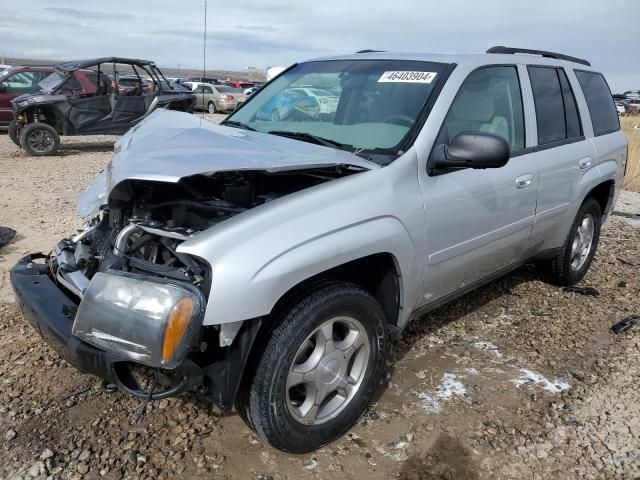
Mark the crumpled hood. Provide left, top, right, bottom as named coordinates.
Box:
left=77, top=109, right=379, bottom=217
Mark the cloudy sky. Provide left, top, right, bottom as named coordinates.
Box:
left=0, top=0, right=638, bottom=91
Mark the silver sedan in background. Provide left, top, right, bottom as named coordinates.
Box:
left=192, top=84, right=247, bottom=113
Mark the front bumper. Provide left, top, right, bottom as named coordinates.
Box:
left=10, top=254, right=203, bottom=398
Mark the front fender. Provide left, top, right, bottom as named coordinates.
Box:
left=182, top=215, right=415, bottom=326
left=176, top=155, right=423, bottom=326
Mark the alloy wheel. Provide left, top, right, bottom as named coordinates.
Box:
left=26, top=129, right=55, bottom=154
left=570, top=213, right=595, bottom=271
left=286, top=316, right=370, bottom=425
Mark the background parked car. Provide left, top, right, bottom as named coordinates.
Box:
left=225, top=80, right=255, bottom=90
left=185, top=76, right=220, bottom=85
left=193, top=84, right=246, bottom=113
left=256, top=89, right=321, bottom=121
left=243, top=86, right=261, bottom=96
left=116, top=75, right=145, bottom=94
left=286, top=87, right=339, bottom=117
left=0, top=66, right=54, bottom=128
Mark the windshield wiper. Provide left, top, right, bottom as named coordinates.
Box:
left=267, top=130, right=346, bottom=149
left=223, top=120, right=256, bottom=131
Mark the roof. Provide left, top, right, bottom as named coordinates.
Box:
left=307, top=50, right=596, bottom=70
left=55, top=57, right=156, bottom=72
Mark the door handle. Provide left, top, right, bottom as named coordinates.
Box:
left=515, top=174, right=533, bottom=189
left=579, top=157, right=592, bottom=169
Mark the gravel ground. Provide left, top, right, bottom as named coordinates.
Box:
left=0, top=120, right=639, bottom=479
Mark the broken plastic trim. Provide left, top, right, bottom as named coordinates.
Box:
left=611, top=315, right=640, bottom=334
left=563, top=285, right=600, bottom=297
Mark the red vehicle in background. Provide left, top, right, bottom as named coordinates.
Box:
left=0, top=66, right=54, bottom=128
left=224, top=80, right=255, bottom=90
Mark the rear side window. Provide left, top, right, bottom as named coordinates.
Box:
left=528, top=66, right=583, bottom=145
left=575, top=71, right=620, bottom=136
left=558, top=70, right=582, bottom=139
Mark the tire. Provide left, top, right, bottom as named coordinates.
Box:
left=536, top=198, right=602, bottom=286
left=208, top=101, right=217, bottom=114
left=235, top=282, right=388, bottom=453
left=19, top=123, right=60, bottom=156
left=8, top=120, right=20, bottom=146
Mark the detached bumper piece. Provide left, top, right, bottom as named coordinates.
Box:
left=10, top=254, right=203, bottom=399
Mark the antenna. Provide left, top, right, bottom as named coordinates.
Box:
left=202, top=0, right=207, bottom=118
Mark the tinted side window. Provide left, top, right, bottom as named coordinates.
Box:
left=575, top=71, right=619, bottom=136
left=204, top=86, right=213, bottom=94
left=528, top=67, right=566, bottom=144
left=439, top=66, right=525, bottom=151
left=558, top=70, right=582, bottom=139
left=2, top=72, right=40, bottom=93
left=193, top=86, right=204, bottom=93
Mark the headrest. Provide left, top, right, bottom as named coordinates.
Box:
left=450, top=90, right=495, bottom=123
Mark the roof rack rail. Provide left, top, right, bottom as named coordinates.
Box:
left=356, top=49, right=386, bottom=54
left=486, top=46, right=591, bottom=67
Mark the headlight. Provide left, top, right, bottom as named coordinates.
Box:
left=72, top=272, right=204, bottom=368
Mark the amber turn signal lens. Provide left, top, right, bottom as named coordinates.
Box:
left=162, top=297, right=194, bottom=363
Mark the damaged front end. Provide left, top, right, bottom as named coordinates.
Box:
left=11, top=109, right=376, bottom=409
left=13, top=166, right=361, bottom=410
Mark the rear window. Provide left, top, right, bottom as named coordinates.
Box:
left=528, top=66, right=583, bottom=145
left=575, top=71, right=620, bottom=136
left=216, top=85, right=237, bottom=92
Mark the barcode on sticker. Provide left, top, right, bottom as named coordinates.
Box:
left=378, top=71, right=437, bottom=83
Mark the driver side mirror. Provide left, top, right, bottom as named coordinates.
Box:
left=432, top=132, right=510, bottom=170
left=0, top=84, right=6, bottom=93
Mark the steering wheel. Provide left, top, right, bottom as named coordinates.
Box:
left=383, top=114, right=414, bottom=127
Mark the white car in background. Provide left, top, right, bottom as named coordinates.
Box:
left=286, top=87, right=339, bottom=116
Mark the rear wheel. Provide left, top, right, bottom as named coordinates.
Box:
left=235, top=282, right=388, bottom=453
left=207, top=101, right=217, bottom=114
left=536, top=198, right=602, bottom=285
left=19, top=123, right=60, bottom=156
left=8, top=120, right=20, bottom=146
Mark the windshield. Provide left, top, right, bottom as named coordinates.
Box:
left=38, top=71, right=67, bottom=92
left=225, top=59, right=448, bottom=157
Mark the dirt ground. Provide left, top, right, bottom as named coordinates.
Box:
left=0, top=119, right=639, bottom=480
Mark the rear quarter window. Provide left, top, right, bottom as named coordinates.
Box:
left=575, top=71, right=620, bottom=136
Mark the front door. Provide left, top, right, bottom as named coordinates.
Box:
left=419, top=65, right=538, bottom=304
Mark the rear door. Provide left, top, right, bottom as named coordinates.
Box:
left=67, top=73, right=112, bottom=132
left=525, top=66, right=597, bottom=250
left=420, top=65, right=539, bottom=302
left=573, top=70, right=627, bottom=201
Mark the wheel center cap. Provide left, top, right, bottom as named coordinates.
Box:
left=319, top=355, right=346, bottom=385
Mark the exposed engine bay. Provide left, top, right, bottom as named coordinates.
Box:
left=50, top=167, right=357, bottom=299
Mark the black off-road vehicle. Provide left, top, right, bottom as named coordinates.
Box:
left=11, top=57, right=195, bottom=156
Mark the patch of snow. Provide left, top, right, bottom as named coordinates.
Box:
left=436, top=373, right=466, bottom=400
left=511, top=368, right=570, bottom=393
left=473, top=341, right=503, bottom=358
left=303, top=458, right=318, bottom=470
left=416, top=392, right=441, bottom=413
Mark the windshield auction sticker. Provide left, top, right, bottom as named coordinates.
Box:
left=378, top=71, right=437, bottom=83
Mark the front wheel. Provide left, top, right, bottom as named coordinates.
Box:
left=19, top=123, right=60, bottom=156
left=8, top=120, right=20, bottom=146
left=235, top=282, right=388, bottom=453
left=207, top=101, right=217, bottom=114
left=536, top=198, right=602, bottom=285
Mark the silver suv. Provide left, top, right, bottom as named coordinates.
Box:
left=11, top=46, right=627, bottom=453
